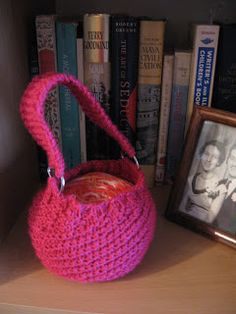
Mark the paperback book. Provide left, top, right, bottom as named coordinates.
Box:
left=155, top=53, right=174, bottom=184
left=166, top=50, right=192, bottom=181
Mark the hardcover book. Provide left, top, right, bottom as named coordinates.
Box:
left=110, top=15, right=139, bottom=158
left=185, top=24, right=219, bottom=132
left=56, top=20, right=81, bottom=169
left=166, top=50, right=192, bottom=181
left=29, top=21, right=49, bottom=181
left=135, top=19, right=165, bottom=187
left=28, top=23, right=39, bottom=78
left=155, top=53, right=174, bottom=184
left=83, top=13, right=110, bottom=160
left=212, top=24, right=236, bottom=113
left=35, top=15, right=62, bottom=147
left=77, top=21, right=87, bottom=163
left=35, top=15, right=62, bottom=180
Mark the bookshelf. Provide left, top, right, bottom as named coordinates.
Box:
left=1, top=0, right=236, bottom=313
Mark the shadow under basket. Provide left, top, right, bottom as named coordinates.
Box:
left=20, top=72, right=157, bottom=283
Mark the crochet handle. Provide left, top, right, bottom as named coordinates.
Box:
left=20, top=72, right=136, bottom=178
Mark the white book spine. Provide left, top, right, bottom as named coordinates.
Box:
left=155, top=54, right=174, bottom=184
left=185, top=24, right=220, bottom=132
left=166, top=51, right=192, bottom=180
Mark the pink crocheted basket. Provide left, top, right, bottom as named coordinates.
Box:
left=20, top=72, right=157, bottom=282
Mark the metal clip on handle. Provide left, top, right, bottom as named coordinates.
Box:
left=121, top=154, right=140, bottom=169
left=47, top=167, right=65, bottom=193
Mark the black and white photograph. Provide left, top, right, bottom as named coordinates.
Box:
left=166, top=107, right=236, bottom=247
left=179, top=120, right=236, bottom=233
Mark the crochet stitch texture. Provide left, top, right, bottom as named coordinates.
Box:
left=20, top=72, right=157, bottom=282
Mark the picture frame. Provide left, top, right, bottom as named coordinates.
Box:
left=166, top=106, right=236, bottom=248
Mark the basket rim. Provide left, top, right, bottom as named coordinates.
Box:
left=47, top=157, right=147, bottom=208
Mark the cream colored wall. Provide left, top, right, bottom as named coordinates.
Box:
left=0, top=0, right=38, bottom=242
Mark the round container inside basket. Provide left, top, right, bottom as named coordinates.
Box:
left=64, top=171, right=133, bottom=204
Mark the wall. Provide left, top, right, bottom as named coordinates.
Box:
left=0, top=0, right=39, bottom=242
left=56, top=0, right=236, bottom=48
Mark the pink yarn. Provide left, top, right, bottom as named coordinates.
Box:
left=20, top=73, right=157, bottom=282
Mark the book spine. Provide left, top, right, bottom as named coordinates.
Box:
left=56, top=21, right=81, bottom=169
left=110, top=15, right=139, bottom=157
left=35, top=15, right=62, bottom=148
left=212, top=24, right=236, bottom=113
left=155, top=54, right=174, bottom=184
left=83, top=13, right=110, bottom=160
left=77, top=21, right=87, bottom=163
left=29, top=21, right=48, bottom=181
left=28, top=22, right=39, bottom=79
left=186, top=24, right=219, bottom=131
left=166, top=51, right=192, bottom=181
left=135, top=19, right=165, bottom=187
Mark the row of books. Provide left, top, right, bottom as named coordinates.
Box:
left=156, top=23, right=236, bottom=185
left=31, top=13, right=165, bottom=186
left=30, top=13, right=236, bottom=187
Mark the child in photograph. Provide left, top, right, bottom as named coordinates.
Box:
left=179, top=140, right=226, bottom=223
left=213, top=144, right=236, bottom=234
